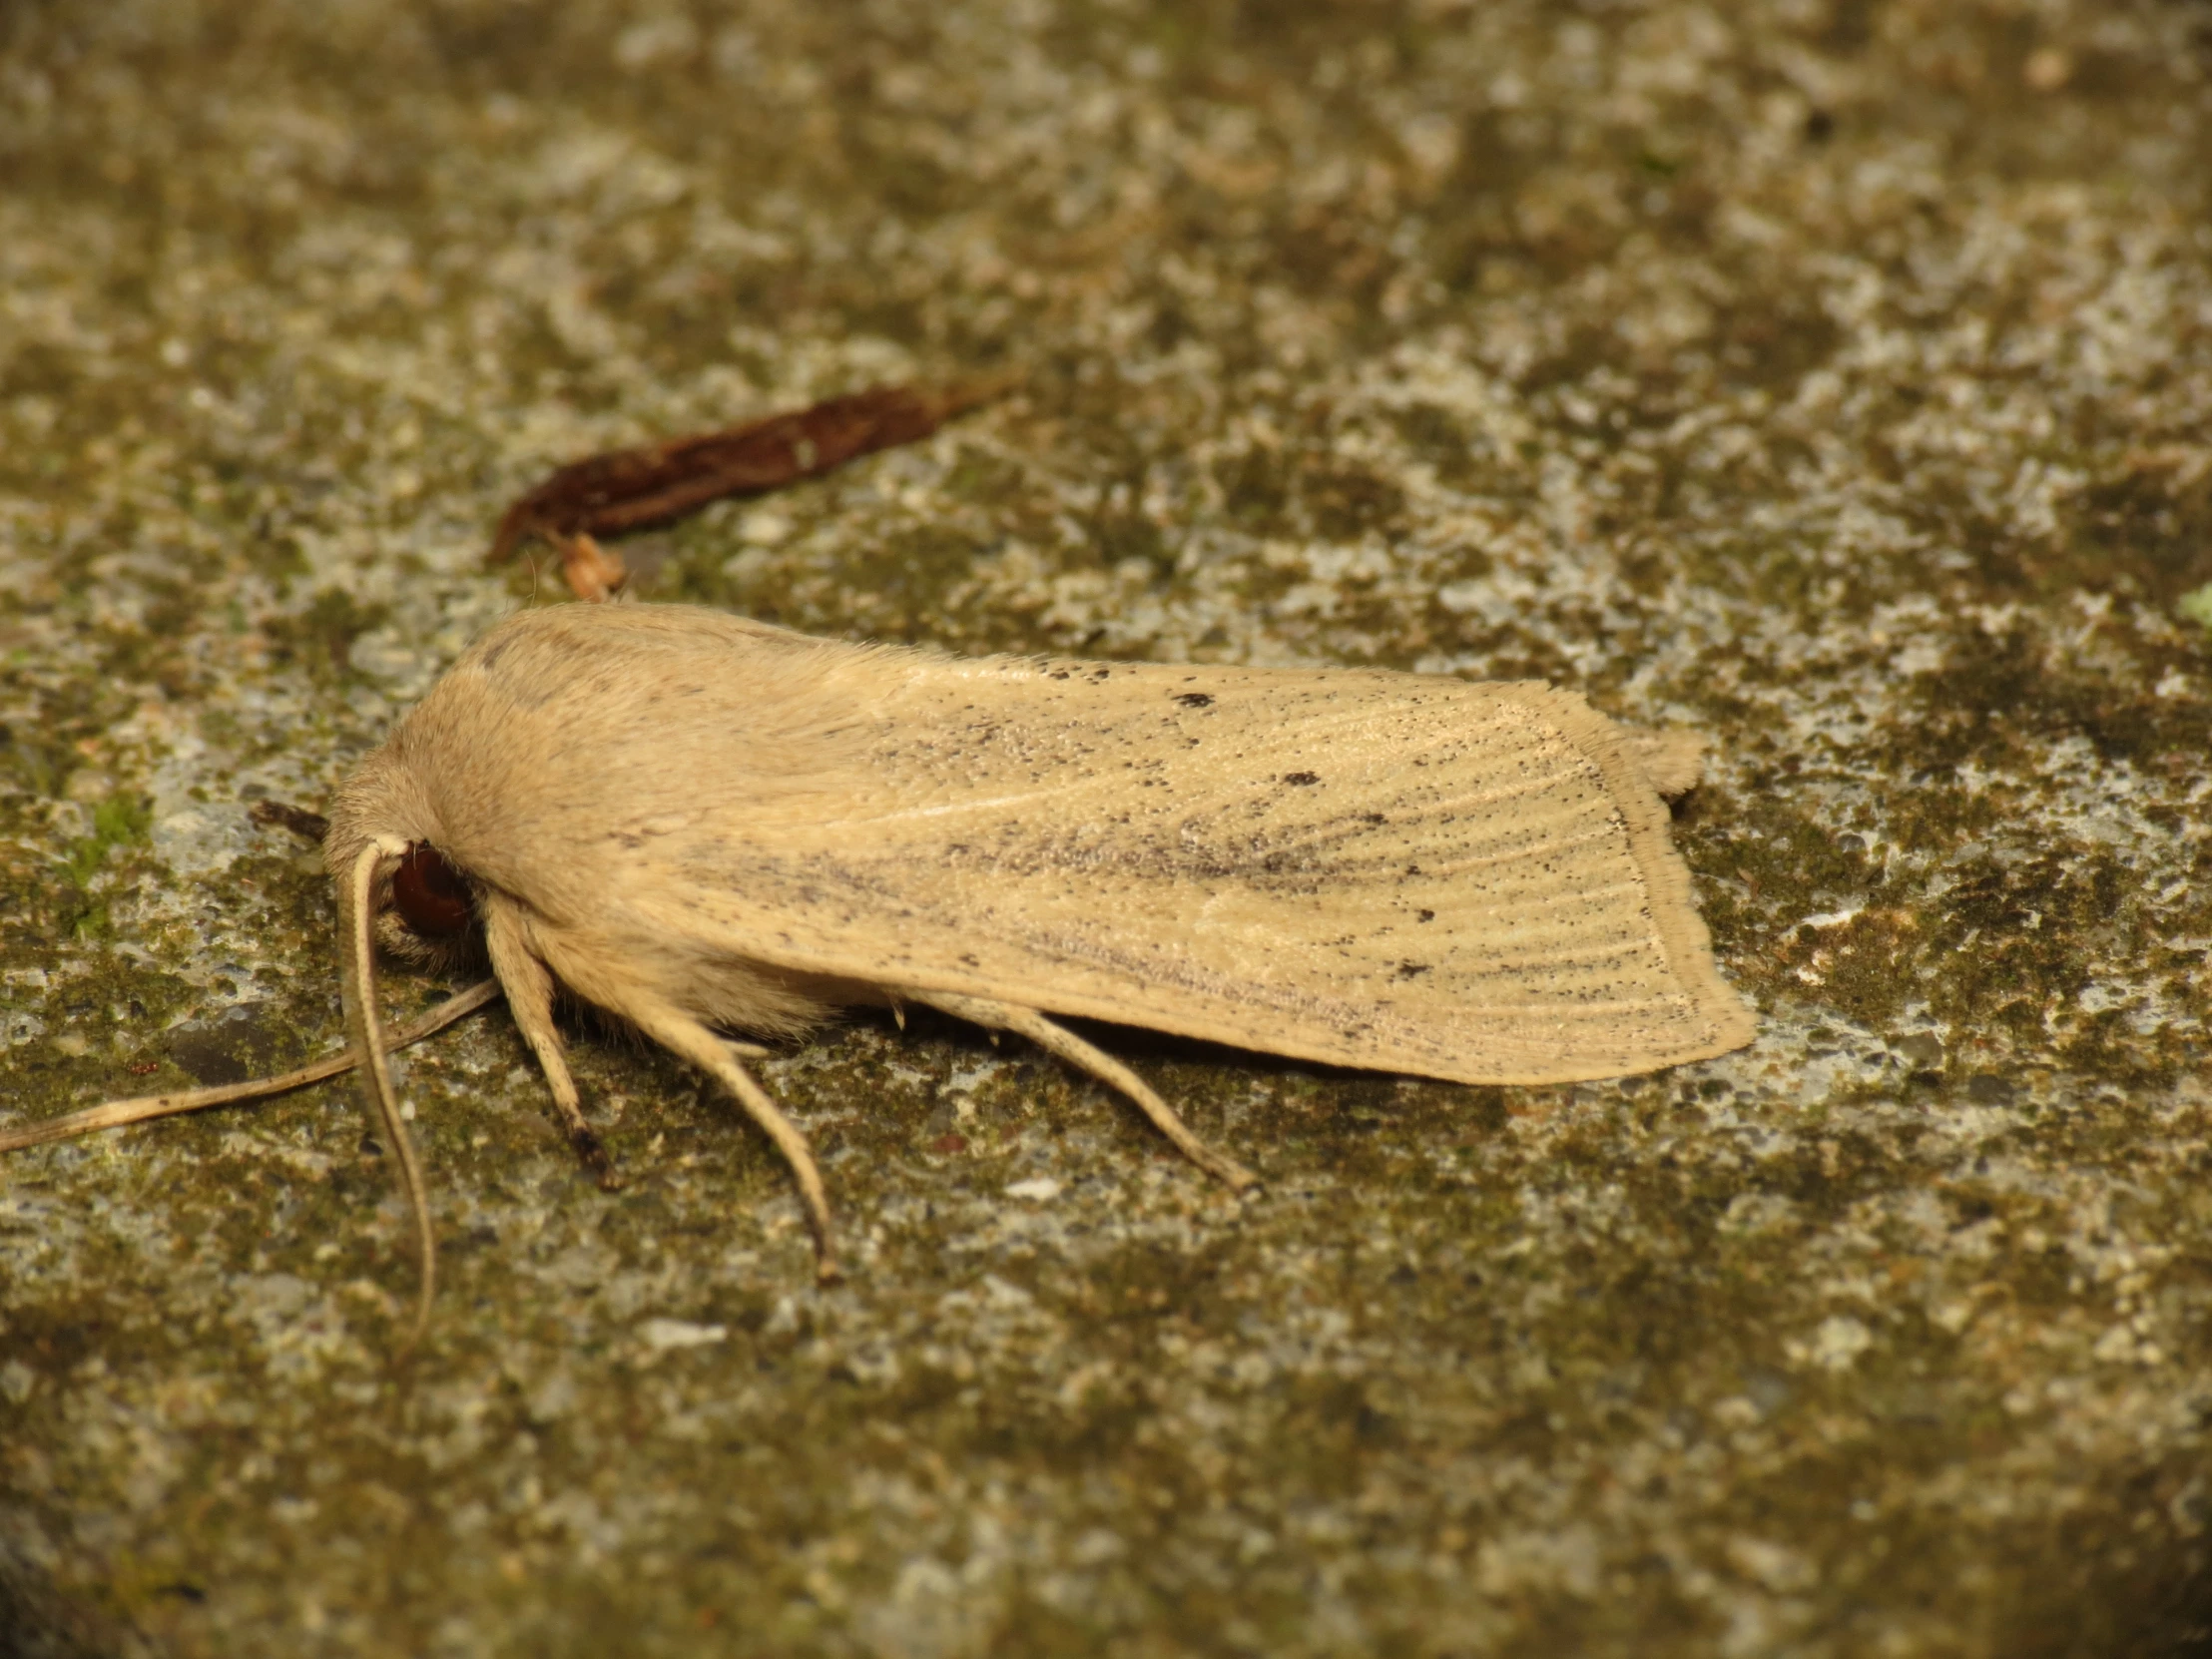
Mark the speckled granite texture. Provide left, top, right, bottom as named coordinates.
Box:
left=2, top=2, right=2210, bottom=1655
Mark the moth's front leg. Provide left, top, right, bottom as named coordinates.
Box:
left=482, top=902, right=621, bottom=1190
left=908, top=990, right=1263, bottom=1195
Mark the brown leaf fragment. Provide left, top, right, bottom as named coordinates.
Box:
left=557, top=532, right=629, bottom=604
left=490, top=377, right=1016, bottom=565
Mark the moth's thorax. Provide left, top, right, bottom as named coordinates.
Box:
left=321, top=605, right=882, bottom=943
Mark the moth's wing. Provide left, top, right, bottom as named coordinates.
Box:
left=644, top=654, right=1754, bottom=1085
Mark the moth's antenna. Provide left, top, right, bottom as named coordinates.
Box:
left=338, top=839, right=438, bottom=1348
left=0, top=979, right=498, bottom=1153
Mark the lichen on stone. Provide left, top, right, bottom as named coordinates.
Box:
left=2, top=1, right=2210, bottom=1655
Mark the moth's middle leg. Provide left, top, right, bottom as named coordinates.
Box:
left=611, top=995, right=843, bottom=1285
left=909, top=991, right=1262, bottom=1195
left=508, top=918, right=840, bottom=1282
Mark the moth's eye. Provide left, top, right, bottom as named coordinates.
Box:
left=392, top=843, right=473, bottom=936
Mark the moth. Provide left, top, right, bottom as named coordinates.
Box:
left=6, top=602, right=1754, bottom=1336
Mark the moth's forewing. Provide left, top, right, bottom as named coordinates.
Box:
left=654, top=658, right=1750, bottom=1083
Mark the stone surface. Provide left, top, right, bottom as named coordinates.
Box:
left=2, top=1, right=2210, bottom=1655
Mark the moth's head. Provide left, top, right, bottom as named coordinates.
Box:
left=324, top=750, right=485, bottom=971
left=372, top=841, right=483, bottom=968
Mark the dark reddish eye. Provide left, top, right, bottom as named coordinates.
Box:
left=392, top=843, right=473, bottom=936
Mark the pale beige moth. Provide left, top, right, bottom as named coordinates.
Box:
left=6, top=602, right=1754, bottom=1334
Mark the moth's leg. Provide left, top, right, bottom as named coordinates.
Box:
left=622, top=999, right=842, bottom=1285
left=0, top=978, right=498, bottom=1154
left=482, top=905, right=620, bottom=1190
left=911, top=991, right=1262, bottom=1194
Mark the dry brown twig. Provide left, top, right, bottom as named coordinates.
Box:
left=491, top=377, right=1018, bottom=601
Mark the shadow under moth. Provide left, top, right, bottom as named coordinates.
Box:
left=2, top=392, right=1755, bottom=1342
